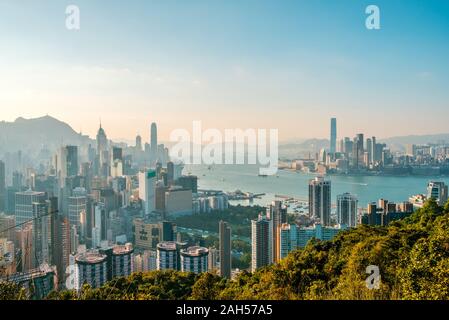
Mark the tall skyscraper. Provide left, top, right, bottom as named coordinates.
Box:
left=0, top=160, right=5, bottom=212
left=167, top=161, right=174, bottom=185
left=330, top=118, right=337, bottom=154
left=427, top=181, right=448, bottom=206
left=337, top=193, right=358, bottom=227
left=32, top=201, right=50, bottom=267
left=219, top=220, right=231, bottom=279
left=308, top=177, right=331, bottom=226
left=251, top=214, right=273, bottom=272
left=139, top=170, right=156, bottom=214
left=15, top=190, right=47, bottom=225
left=150, top=122, right=158, bottom=161
left=267, top=200, right=287, bottom=263
left=68, top=187, right=87, bottom=235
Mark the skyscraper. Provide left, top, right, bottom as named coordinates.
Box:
left=427, top=181, right=448, bottom=206
left=308, top=177, right=331, bottom=226
left=139, top=170, right=156, bottom=214
left=337, top=193, right=358, bottom=227
left=32, top=201, right=50, bottom=267
left=267, top=200, right=287, bottom=263
left=150, top=122, right=158, bottom=161
left=219, top=220, right=231, bottom=279
left=251, top=214, right=273, bottom=272
left=15, top=190, right=47, bottom=225
left=330, top=118, right=337, bottom=154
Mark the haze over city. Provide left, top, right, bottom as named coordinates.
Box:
left=1, top=0, right=449, bottom=142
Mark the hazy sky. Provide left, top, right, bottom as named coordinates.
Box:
left=0, top=0, right=448, bottom=142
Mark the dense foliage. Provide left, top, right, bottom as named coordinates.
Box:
left=174, top=205, right=264, bottom=238
left=3, top=198, right=449, bottom=300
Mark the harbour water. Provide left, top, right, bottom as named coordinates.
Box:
left=185, top=164, right=449, bottom=207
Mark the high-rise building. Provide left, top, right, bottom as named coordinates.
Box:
left=176, top=175, right=198, bottom=193
left=219, top=220, right=231, bottom=279
left=133, top=218, right=162, bottom=250
left=156, top=241, right=188, bottom=271
left=15, top=190, right=47, bottom=225
left=139, top=170, right=156, bottom=214
left=32, top=201, right=50, bottom=267
left=427, top=181, right=448, bottom=206
left=150, top=122, right=158, bottom=161
left=68, top=187, right=87, bottom=234
left=74, top=251, right=108, bottom=290
left=266, top=200, right=287, bottom=263
left=308, top=177, right=331, bottom=226
left=280, top=223, right=298, bottom=259
left=180, top=246, right=209, bottom=274
left=337, top=193, right=358, bottom=227
left=167, top=162, right=174, bottom=185
left=0, top=160, right=5, bottom=212
left=111, top=243, right=134, bottom=277
left=330, top=118, right=337, bottom=154
left=251, top=214, right=273, bottom=272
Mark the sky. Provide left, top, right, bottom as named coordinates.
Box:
left=0, top=0, right=448, bottom=143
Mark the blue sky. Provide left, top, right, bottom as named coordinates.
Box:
left=0, top=0, right=448, bottom=142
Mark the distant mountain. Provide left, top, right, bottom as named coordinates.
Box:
left=0, top=115, right=92, bottom=155
left=379, top=134, right=449, bottom=150
left=279, top=139, right=329, bottom=159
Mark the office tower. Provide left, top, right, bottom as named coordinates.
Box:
left=135, top=135, right=142, bottom=152
left=93, top=203, right=107, bottom=245
left=16, top=222, right=33, bottom=272
left=112, top=147, right=123, bottom=162
left=111, top=243, right=134, bottom=277
left=70, top=225, right=79, bottom=254
left=167, top=162, right=174, bottom=185
left=57, top=146, right=78, bottom=183
left=330, top=118, right=337, bottom=154
left=371, top=136, right=377, bottom=163
left=280, top=223, right=298, bottom=260
left=296, top=224, right=346, bottom=248
left=0, top=213, right=15, bottom=242
left=164, top=187, right=193, bottom=217
left=343, top=138, right=353, bottom=157
left=155, top=182, right=167, bottom=213
left=366, top=138, right=372, bottom=165
left=74, top=251, right=108, bottom=290
left=32, top=201, right=50, bottom=267
left=427, top=181, right=449, bottom=206
left=337, top=193, right=358, bottom=227
left=267, top=200, right=287, bottom=263
left=133, top=218, right=162, bottom=250
left=151, top=122, right=158, bottom=161
left=208, top=247, right=219, bottom=272
left=68, top=187, right=87, bottom=234
left=251, top=214, right=273, bottom=272
left=308, top=177, right=331, bottom=226
left=219, top=220, right=231, bottom=279
left=96, top=123, right=109, bottom=177
left=15, top=190, right=47, bottom=225
left=12, top=171, right=23, bottom=190
left=51, top=213, right=71, bottom=285
left=139, top=170, right=156, bottom=214
left=177, top=175, right=198, bottom=193
left=156, top=241, right=178, bottom=271
left=0, top=160, right=5, bottom=211
left=180, top=246, right=209, bottom=274
left=161, top=221, right=176, bottom=242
